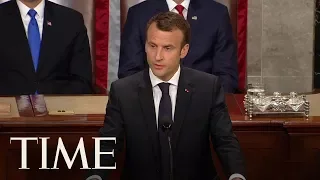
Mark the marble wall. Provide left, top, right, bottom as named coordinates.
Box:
left=247, top=0, right=315, bottom=93
left=315, top=0, right=320, bottom=88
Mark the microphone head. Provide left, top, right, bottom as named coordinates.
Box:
left=161, top=116, right=172, bottom=132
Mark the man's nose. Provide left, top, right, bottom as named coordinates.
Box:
left=155, top=48, right=163, bottom=61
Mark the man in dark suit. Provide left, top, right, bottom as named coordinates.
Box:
left=118, top=0, right=238, bottom=93
left=86, top=12, right=245, bottom=180
left=0, top=0, right=93, bottom=95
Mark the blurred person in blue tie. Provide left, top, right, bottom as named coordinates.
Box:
left=118, top=0, right=238, bottom=93
left=0, top=0, right=93, bottom=95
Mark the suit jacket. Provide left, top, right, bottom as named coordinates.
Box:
left=118, top=0, right=238, bottom=93
left=88, top=67, right=245, bottom=180
left=0, top=0, right=93, bottom=95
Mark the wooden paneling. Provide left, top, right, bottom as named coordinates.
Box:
left=0, top=94, right=320, bottom=180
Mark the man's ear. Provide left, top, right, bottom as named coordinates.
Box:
left=180, top=43, right=189, bottom=59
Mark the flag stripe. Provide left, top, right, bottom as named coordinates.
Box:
left=95, top=0, right=110, bottom=91
left=237, top=0, right=248, bottom=91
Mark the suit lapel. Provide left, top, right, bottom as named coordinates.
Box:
left=172, top=67, right=194, bottom=154
left=155, top=0, right=169, bottom=12
left=138, top=70, right=160, bottom=163
left=37, top=0, right=54, bottom=74
left=6, top=0, right=36, bottom=76
left=187, top=1, right=199, bottom=29
left=186, top=0, right=201, bottom=51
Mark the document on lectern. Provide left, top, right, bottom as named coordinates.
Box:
left=0, top=97, right=20, bottom=117
left=44, top=96, right=109, bottom=115
left=0, top=102, right=10, bottom=116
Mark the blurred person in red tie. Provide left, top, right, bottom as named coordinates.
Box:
left=118, top=0, right=238, bottom=93
left=0, top=0, right=93, bottom=95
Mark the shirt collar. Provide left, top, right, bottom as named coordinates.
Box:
left=149, top=66, right=181, bottom=88
left=17, top=0, right=45, bottom=19
left=166, top=0, right=190, bottom=11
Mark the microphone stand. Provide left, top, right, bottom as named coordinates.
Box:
left=167, top=133, right=173, bottom=180
left=163, top=124, right=173, bottom=180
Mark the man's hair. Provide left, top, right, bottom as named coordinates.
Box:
left=146, top=12, right=191, bottom=46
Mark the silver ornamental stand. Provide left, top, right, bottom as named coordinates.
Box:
left=244, top=90, right=310, bottom=120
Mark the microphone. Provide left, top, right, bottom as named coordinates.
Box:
left=161, top=117, right=172, bottom=135
left=85, top=175, right=102, bottom=180
left=161, top=117, right=173, bottom=180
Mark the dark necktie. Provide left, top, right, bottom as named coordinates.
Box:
left=175, top=5, right=184, bottom=17
left=158, top=82, right=174, bottom=180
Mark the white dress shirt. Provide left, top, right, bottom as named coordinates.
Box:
left=166, top=0, right=190, bottom=19
left=149, top=66, right=180, bottom=129
left=16, top=0, right=45, bottom=39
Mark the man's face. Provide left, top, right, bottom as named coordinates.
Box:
left=145, top=23, right=189, bottom=81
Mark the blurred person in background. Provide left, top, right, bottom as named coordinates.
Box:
left=0, top=0, right=93, bottom=95
left=118, top=0, right=238, bottom=93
